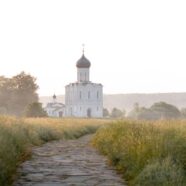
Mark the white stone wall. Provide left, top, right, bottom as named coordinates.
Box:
left=77, top=68, right=90, bottom=82
left=65, top=82, right=103, bottom=118
left=45, top=104, right=65, bottom=117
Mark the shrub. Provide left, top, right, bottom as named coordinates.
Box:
left=25, top=102, right=47, bottom=117
left=133, top=157, right=184, bottom=186
left=93, top=120, right=186, bottom=185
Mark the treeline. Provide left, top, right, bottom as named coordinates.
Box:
left=104, top=101, right=186, bottom=120
left=103, top=107, right=125, bottom=118
left=0, top=72, right=46, bottom=117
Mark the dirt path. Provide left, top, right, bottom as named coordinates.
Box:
left=13, top=135, right=125, bottom=186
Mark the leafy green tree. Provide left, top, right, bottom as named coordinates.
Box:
left=122, top=109, right=126, bottom=118
left=25, top=102, right=47, bottom=117
left=128, top=103, right=141, bottom=119
left=128, top=102, right=181, bottom=120
left=137, top=107, right=158, bottom=120
left=111, top=107, right=123, bottom=118
left=103, top=108, right=110, bottom=117
left=0, top=72, right=39, bottom=116
left=11, top=72, right=38, bottom=115
left=150, top=102, right=181, bottom=119
left=133, top=102, right=140, bottom=112
left=181, top=108, right=186, bottom=118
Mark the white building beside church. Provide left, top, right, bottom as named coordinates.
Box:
left=45, top=94, right=65, bottom=117
left=65, top=52, right=103, bottom=118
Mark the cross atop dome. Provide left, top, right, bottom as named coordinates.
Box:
left=82, top=43, right=85, bottom=55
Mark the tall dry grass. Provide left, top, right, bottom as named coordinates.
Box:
left=93, top=120, right=186, bottom=186
left=0, top=116, right=108, bottom=186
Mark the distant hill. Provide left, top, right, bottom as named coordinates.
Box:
left=40, top=93, right=186, bottom=113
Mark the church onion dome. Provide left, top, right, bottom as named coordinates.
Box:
left=76, top=54, right=91, bottom=68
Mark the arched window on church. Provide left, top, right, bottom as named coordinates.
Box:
left=88, top=91, right=90, bottom=99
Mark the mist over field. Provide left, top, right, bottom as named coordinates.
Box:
left=40, top=92, right=186, bottom=112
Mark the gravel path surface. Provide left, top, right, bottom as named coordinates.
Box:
left=13, top=135, right=125, bottom=186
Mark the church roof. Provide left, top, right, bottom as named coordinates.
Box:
left=46, top=102, right=65, bottom=108
left=76, top=54, right=91, bottom=68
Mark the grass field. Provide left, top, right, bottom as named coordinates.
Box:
left=93, top=120, right=186, bottom=186
left=0, top=116, right=108, bottom=186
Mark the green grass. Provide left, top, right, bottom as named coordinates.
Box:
left=92, top=120, right=186, bottom=186
left=0, top=116, right=108, bottom=186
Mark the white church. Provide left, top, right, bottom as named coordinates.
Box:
left=45, top=51, right=103, bottom=118
left=45, top=94, right=65, bottom=117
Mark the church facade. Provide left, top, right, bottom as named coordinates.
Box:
left=65, top=53, right=103, bottom=118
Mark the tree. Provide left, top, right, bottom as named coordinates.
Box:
left=128, top=102, right=141, bottom=119
left=111, top=108, right=123, bottom=118
left=150, top=102, right=181, bottom=119
left=122, top=109, right=126, bottom=118
left=0, top=76, right=11, bottom=106
left=103, top=108, right=110, bottom=117
left=11, top=71, right=39, bottom=115
left=181, top=108, right=186, bottom=118
left=137, top=107, right=158, bottom=120
left=128, top=102, right=181, bottom=120
left=0, top=72, right=39, bottom=116
left=25, top=102, right=47, bottom=117
left=133, top=102, right=140, bottom=112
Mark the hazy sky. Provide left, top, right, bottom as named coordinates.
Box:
left=0, top=0, right=186, bottom=96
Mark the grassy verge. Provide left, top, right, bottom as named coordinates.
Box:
left=92, top=120, right=186, bottom=186
left=0, top=116, right=108, bottom=186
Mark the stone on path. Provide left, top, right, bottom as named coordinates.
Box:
left=13, top=135, right=125, bottom=186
